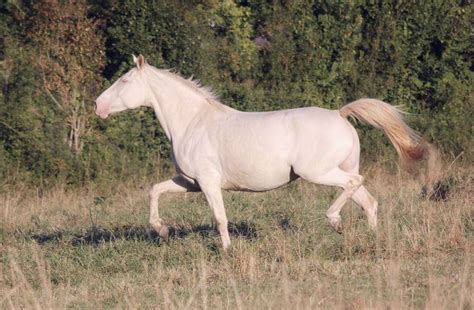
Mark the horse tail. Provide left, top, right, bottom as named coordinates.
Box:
left=339, top=98, right=424, bottom=163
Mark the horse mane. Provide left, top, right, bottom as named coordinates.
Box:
left=147, top=66, right=232, bottom=112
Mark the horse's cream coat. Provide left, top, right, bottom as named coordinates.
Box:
left=95, top=55, right=422, bottom=249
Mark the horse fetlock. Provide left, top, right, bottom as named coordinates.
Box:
left=366, top=201, right=378, bottom=229
left=367, top=215, right=377, bottom=229
left=150, top=219, right=167, bottom=235
left=151, top=221, right=169, bottom=242
left=327, top=215, right=343, bottom=233
left=221, top=234, right=231, bottom=250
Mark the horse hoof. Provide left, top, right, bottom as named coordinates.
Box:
left=159, top=225, right=170, bottom=242
left=328, top=217, right=343, bottom=233
left=334, top=222, right=343, bottom=234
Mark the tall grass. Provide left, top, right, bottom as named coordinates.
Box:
left=1, top=162, right=472, bottom=309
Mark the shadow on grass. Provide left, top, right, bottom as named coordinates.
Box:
left=27, top=221, right=257, bottom=246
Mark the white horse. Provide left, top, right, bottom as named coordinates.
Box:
left=95, top=55, right=422, bottom=249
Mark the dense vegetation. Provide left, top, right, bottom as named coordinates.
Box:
left=1, top=1, right=472, bottom=186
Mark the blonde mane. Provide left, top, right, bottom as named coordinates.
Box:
left=147, top=66, right=232, bottom=112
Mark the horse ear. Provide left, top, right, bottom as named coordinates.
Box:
left=132, top=54, right=138, bottom=64
left=136, top=54, right=145, bottom=69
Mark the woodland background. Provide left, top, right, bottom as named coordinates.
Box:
left=0, top=0, right=472, bottom=187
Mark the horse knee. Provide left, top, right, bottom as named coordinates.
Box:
left=215, top=217, right=228, bottom=229
left=149, top=184, right=163, bottom=200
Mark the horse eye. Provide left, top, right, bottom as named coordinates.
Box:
left=121, top=78, right=129, bottom=83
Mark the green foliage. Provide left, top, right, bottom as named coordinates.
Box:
left=210, top=0, right=258, bottom=80
left=0, top=0, right=472, bottom=186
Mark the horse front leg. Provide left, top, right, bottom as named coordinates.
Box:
left=149, top=176, right=198, bottom=241
left=200, top=185, right=231, bottom=250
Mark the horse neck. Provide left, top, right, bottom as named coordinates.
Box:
left=146, top=69, right=218, bottom=142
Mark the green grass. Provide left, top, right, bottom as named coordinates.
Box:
left=1, top=164, right=472, bottom=309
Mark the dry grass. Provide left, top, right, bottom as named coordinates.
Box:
left=1, top=162, right=472, bottom=309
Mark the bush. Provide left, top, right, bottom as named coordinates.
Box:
left=0, top=1, right=472, bottom=187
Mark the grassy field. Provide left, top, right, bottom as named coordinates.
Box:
left=1, top=162, right=472, bottom=309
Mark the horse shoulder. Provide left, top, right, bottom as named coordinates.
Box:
left=172, top=112, right=226, bottom=179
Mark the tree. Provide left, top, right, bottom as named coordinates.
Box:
left=29, top=0, right=105, bottom=154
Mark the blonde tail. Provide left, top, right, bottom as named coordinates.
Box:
left=340, top=98, right=423, bottom=163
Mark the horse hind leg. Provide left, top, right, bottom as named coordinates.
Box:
left=297, top=167, right=363, bottom=232
left=351, top=186, right=378, bottom=228
left=338, top=149, right=378, bottom=229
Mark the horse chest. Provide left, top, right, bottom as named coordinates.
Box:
left=171, top=150, right=196, bottom=179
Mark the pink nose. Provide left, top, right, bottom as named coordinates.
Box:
left=95, top=97, right=109, bottom=119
